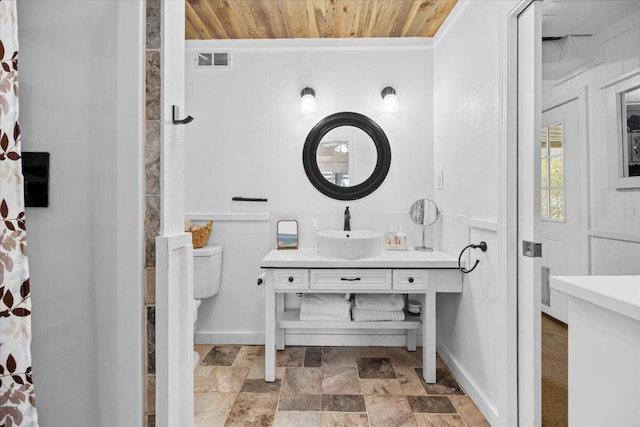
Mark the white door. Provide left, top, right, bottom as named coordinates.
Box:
left=539, top=100, right=583, bottom=323
left=517, top=2, right=542, bottom=426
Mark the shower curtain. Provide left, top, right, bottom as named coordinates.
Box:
left=0, top=1, right=39, bottom=425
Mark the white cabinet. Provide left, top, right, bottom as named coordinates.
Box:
left=261, top=248, right=462, bottom=385
left=551, top=276, right=640, bottom=426
left=263, top=267, right=462, bottom=385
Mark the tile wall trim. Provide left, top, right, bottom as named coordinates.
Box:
left=145, top=0, right=161, bottom=423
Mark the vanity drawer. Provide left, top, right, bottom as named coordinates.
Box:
left=393, top=270, right=429, bottom=291
left=310, top=269, right=392, bottom=290
left=273, top=269, right=309, bottom=290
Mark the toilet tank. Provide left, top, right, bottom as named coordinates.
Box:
left=193, top=245, right=222, bottom=299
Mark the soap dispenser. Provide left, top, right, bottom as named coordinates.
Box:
left=386, top=226, right=395, bottom=245
left=396, top=226, right=406, bottom=245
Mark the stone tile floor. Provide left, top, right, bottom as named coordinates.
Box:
left=194, top=345, right=489, bottom=426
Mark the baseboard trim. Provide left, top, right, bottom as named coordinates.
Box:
left=437, top=342, right=499, bottom=426
left=195, top=331, right=420, bottom=347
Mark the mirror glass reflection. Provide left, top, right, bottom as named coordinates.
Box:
left=410, top=198, right=439, bottom=227
left=623, top=86, right=640, bottom=178
left=316, top=126, right=378, bottom=187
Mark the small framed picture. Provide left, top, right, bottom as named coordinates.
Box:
left=277, top=220, right=298, bottom=250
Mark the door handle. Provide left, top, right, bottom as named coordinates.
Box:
left=522, top=241, right=542, bottom=258
left=541, top=266, right=550, bottom=306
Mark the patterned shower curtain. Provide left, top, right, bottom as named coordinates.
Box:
left=0, top=1, right=39, bottom=426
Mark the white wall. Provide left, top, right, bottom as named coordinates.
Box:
left=433, top=1, right=518, bottom=425
left=17, top=1, right=144, bottom=426
left=184, top=39, right=434, bottom=343
left=543, top=8, right=640, bottom=274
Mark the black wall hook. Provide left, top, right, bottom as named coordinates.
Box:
left=458, top=241, right=488, bottom=274
left=172, top=105, right=194, bottom=125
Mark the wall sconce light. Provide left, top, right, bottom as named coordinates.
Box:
left=301, top=87, right=316, bottom=113
left=381, top=86, right=398, bottom=112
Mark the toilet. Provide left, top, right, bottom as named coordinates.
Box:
left=192, top=245, right=223, bottom=366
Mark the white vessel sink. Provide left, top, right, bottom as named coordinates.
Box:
left=316, top=230, right=382, bottom=260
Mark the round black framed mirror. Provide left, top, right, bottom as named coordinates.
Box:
left=302, top=112, right=391, bottom=200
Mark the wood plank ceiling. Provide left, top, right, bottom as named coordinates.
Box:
left=186, top=0, right=458, bottom=40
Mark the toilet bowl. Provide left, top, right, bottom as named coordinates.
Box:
left=192, top=245, right=222, bottom=366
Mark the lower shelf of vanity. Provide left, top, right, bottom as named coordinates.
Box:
left=277, top=309, right=422, bottom=330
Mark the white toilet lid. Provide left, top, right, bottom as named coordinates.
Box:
left=194, top=245, right=222, bottom=256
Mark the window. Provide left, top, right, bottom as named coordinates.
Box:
left=541, top=123, right=565, bottom=221
left=623, top=86, right=640, bottom=177
left=607, top=70, right=640, bottom=189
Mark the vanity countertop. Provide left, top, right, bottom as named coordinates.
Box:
left=550, top=276, right=640, bottom=322
left=261, top=247, right=460, bottom=269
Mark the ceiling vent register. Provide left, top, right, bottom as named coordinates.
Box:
left=195, top=51, right=231, bottom=69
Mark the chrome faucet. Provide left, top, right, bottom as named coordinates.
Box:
left=344, top=206, right=351, bottom=231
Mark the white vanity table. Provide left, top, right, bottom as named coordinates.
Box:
left=550, top=276, right=640, bottom=427
left=261, top=248, right=462, bottom=383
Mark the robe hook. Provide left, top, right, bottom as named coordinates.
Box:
left=172, top=105, right=194, bottom=125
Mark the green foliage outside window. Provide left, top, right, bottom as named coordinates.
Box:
left=541, top=124, right=564, bottom=221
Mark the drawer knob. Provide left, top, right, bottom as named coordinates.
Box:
left=408, top=277, right=414, bottom=283
left=340, top=277, right=362, bottom=281
left=288, top=276, right=294, bottom=283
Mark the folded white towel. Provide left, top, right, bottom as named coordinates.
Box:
left=354, top=294, right=405, bottom=312
left=299, top=313, right=351, bottom=321
left=352, top=308, right=405, bottom=322
left=300, top=293, right=352, bottom=319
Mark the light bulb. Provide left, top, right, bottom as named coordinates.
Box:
left=381, top=87, right=398, bottom=112
left=300, top=87, right=315, bottom=113
left=301, top=94, right=315, bottom=112
left=384, top=93, right=398, bottom=111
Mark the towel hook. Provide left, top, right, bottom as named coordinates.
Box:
left=172, top=105, right=194, bottom=125
left=458, top=241, right=488, bottom=274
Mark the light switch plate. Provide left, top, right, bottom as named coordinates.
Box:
left=436, top=171, right=444, bottom=190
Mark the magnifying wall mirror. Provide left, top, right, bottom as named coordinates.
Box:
left=277, top=220, right=298, bottom=250
left=303, top=112, right=391, bottom=200
left=410, top=199, right=439, bottom=252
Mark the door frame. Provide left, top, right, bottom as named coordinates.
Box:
left=151, top=1, right=567, bottom=425
left=156, top=0, right=194, bottom=426
left=508, top=2, right=592, bottom=426
left=504, top=1, right=536, bottom=426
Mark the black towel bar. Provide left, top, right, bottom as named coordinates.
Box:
left=232, top=197, right=268, bottom=202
